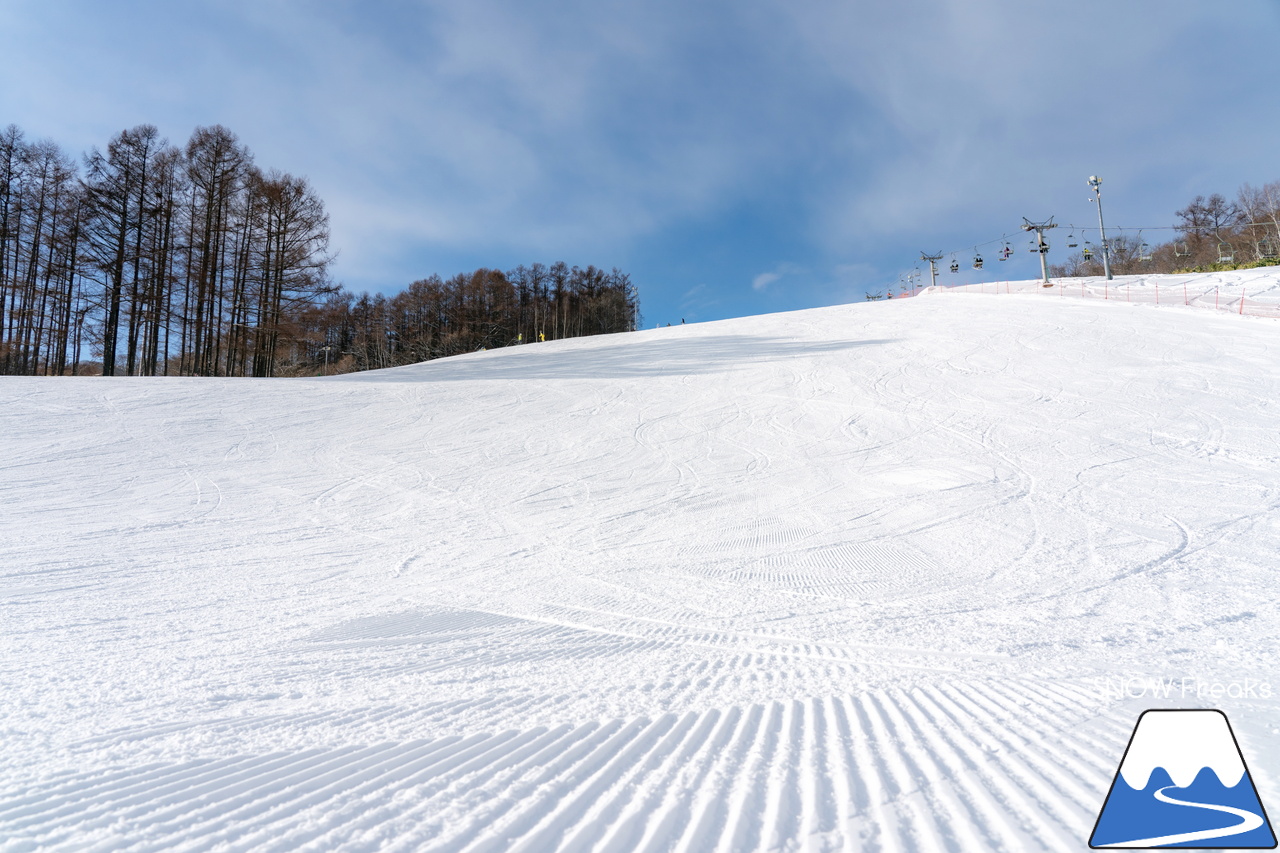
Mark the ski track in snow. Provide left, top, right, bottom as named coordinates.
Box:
left=3, top=269, right=1280, bottom=851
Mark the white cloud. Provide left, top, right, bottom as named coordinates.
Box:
left=781, top=0, right=1278, bottom=255
left=751, top=262, right=806, bottom=292
left=2, top=0, right=1277, bottom=309
left=1, top=2, right=812, bottom=277
left=752, top=272, right=781, bottom=292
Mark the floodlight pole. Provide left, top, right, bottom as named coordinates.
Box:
left=1087, top=175, right=1114, bottom=280
left=1020, top=218, right=1057, bottom=284
left=920, top=252, right=942, bottom=289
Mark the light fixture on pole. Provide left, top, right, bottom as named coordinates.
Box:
left=1087, top=175, right=1114, bottom=280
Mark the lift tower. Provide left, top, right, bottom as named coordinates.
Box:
left=1021, top=217, right=1057, bottom=285
left=920, top=252, right=943, bottom=289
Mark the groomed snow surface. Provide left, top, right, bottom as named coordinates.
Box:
left=3, top=268, right=1279, bottom=852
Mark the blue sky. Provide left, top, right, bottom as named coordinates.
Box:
left=3, top=1, right=1278, bottom=326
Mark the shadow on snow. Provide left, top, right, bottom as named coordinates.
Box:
left=339, top=334, right=898, bottom=382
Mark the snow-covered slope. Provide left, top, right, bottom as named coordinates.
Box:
left=925, top=266, right=1280, bottom=319
left=3, top=270, right=1279, bottom=851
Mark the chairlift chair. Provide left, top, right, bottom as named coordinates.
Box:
left=999, top=243, right=1012, bottom=261
left=1082, top=247, right=1093, bottom=261
left=1067, top=231, right=1078, bottom=248
left=949, top=258, right=959, bottom=273
left=1256, top=239, right=1278, bottom=262
left=1174, top=241, right=1190, bottom=258
left=1217, top=242, right=1235, bottom=264
left=1134, top=232, right=1152, bottom=263
left=972, top=253, right=984, bottom=270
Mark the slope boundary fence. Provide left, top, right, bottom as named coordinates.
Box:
left=913, top=275, right=1280, bottom=319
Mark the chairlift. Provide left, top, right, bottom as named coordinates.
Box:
left=1032, top=237, right=1050, bottom=255
left=1066, top=231, right=1078, bottom=248
left=1131, top=231, right=1151, bottom=262
left=972, top=253, right=984, bottom=270
left=998, top=243, right=1012, bottom=261
left=1217, top=242, right=1235, bottom=264
left=1174, top=241, right=1190, bottom=258
left=1082, top=246, right=1093, bottom=261
left=949, top=257, right=959, bottom=273
left=1256, top=239, right=1278, bottom=262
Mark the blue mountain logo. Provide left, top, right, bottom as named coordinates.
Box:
left=1091, top=709, right=1276, bottom=848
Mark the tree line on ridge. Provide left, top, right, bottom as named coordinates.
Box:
left=0, top=122, right=640, bottom=377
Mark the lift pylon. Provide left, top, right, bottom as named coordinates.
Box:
left=920, top=251, right=943, bottom=288
left=1021, top=217, right=1057, bottom=285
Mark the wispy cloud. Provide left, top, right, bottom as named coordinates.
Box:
left=1, top=0, right=1276, bottom=321
left=751, top=272, right=781, bottom=292
left=751, top=262, right=805, bottom=292
left=785, top=0, right=1276, bottom=255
